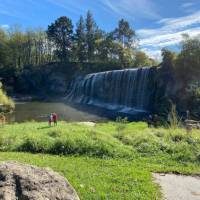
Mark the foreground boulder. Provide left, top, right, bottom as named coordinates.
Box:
left=0, top=161, right=80, bottom=200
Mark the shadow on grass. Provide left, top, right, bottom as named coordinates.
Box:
left=37, top=126, right=51, bottom=130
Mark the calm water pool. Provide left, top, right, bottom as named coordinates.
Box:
left=6, top=101, right=107, bottom=123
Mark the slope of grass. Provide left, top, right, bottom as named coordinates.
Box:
left=0, top=121, right=200, bottom=164
left=0, top=122, right=133, bottom=158
left=0, top=121, right=200, bottom=199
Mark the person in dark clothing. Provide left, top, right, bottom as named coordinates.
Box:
left=52, top=113, right=58, bottom=126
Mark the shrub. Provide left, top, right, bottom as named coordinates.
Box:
left=18, top=136, right=53, bottom=153
left=0, top=82, right=15, bottom=112
left=168, top=104, right=182, bottom=129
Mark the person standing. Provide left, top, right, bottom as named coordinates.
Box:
left=48, top=113, right=53, bottom=127
left=52, top=113, right=58, bottom=126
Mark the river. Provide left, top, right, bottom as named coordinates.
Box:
left=6, top=101, right=107, bottom=123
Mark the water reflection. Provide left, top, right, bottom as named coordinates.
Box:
left=6, top=102, right=107, bottom=123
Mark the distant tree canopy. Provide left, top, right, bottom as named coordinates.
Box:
left=113, top=19, right=136, bottom=49
left=161, top=48, right=177, bottom=71
left=162, top=35, right=200, bottom=84
left=176, top=35, right=200, bottom=82
left=0, top=11, right=199, bottom=86
left=0, top=10, right=156, bottom=80
left=160, top=35, right=200, bottom=119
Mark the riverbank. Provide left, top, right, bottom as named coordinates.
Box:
left=0, top=121, right=200, bottom=199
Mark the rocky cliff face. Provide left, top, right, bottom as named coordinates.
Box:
left=15, top=65, right=68, bottom=96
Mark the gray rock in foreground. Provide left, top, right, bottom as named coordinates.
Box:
left=0, top=161, right=80, bottom=200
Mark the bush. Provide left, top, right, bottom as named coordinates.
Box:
left=168, top=104, right=182, bottom=128
left=18, top=136, right=53, bottom=153
left=0, top=82, right=14, bottom=112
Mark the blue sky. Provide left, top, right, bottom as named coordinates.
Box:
left=1, top=0, right=200, bottom=60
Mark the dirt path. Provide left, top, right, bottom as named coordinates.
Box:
left=77, top=122, right=96, bottom=127
left=153, top=173, right=200, bottom=200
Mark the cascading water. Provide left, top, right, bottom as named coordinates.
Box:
left=67, top=67, right=156, bottom=116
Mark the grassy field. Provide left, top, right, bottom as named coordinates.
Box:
left=0, top=121, right=200, bottom=199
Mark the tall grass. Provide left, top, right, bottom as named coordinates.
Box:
left=0, top=122, right=200, bottom=163
left=168, top=104, right=182, bottom=128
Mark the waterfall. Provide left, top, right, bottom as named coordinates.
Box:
left=67, top=67, right=155, bottom=115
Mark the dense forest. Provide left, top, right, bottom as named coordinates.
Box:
left=0, top=11, right=200, bottom=118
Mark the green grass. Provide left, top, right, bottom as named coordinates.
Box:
left=0, top=121, right=200, bottom=199
left=0, top=121, right=200, bottom=163
left=0, top=152, right=161, bottom=200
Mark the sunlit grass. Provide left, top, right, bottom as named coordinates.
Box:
left=0, top=121, right=200, bottom=199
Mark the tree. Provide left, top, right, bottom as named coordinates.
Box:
left=114, top=19, right=136, bottom=48
left=161, top=48, right=176, bottom=70
left=134, top=51, right=155, bottom=67
left=115, top=42, right=134, bottom=68
left=176, top=35, right=200, bottom=83
left=47, top=16, right=73, bottom=62
left=96, top=33, right=114, bottom=63
left=86, top=11, right=98, bottom=61
left=0, top=29, right=11, bottom=67
left=75, top=16, right=87, bottom=63
left=111, top=19, right=136, bottom=67
left=8, top=25, right=27, bottom=70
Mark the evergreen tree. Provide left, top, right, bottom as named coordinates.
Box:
left=75, top=16, right=87, bottom=63
left=114, top=19, right=136, bottom=48
left=47, top=16, right=73, bottom=62
left=86, top=11, right=97, bottom=61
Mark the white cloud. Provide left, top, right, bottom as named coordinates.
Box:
left=138, top=11, right=200, bottom=60
left=101, top=0, right=160, bottom=20
left=1, top=24, right=9, bottom=29
left=138, top=11, right=200, bottom=39
left=181, top=2, right=194, bottom=8
left=141, top=48, right=162, bottom=60
left=140, top=27, right=200, bottom=47
left=157, top=11, right=200, bottom=30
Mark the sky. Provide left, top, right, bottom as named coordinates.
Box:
left=1, top=0, right=200, bottom=60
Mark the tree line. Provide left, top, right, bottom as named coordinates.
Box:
left=160, top=34, right=200, bottom=119
left=0, top=11, right=157, bottom=77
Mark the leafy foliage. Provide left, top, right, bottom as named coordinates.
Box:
left=47, top=16, right=73, bottom=62
left=0, top=82, right=14, bottom=112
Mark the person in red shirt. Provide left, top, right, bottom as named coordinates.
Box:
left=52, top=113, right=58, bottom=126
